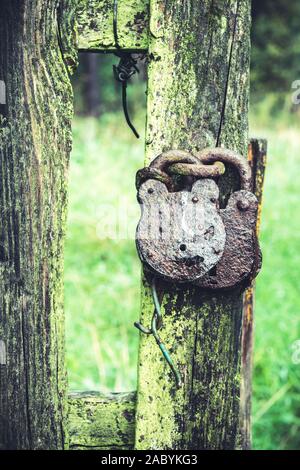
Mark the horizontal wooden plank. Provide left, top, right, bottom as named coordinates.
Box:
left=68, top=392, right=136, bottom=449
left=76, top=0, right=149, bottom=51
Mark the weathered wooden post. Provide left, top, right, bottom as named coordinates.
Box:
left=0, top=0, right=257, bottom=450
left=0, top=0, right=77, bottom=449
left=134, top=1, right=252, bottom=450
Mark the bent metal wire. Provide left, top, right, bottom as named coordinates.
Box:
left=134, top=278, right=182, bottom=388
left=113, top=0, right=140, bottom=138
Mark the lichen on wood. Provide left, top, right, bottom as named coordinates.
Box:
left=76, top=0, right=149, bottom=51
left=135, top=0, right=252, bottom=450
left=68, top=392, right=136, bottom=449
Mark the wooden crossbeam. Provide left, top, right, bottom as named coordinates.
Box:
left=68, top=392, right=136, bottom=450
left=77, top=0, right=149, bottom=51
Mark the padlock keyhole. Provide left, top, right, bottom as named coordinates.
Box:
left=209, top=266, right=217, bottom=277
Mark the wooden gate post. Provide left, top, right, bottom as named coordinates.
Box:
left=240, top=138, right=267, bottom=449
left=135, top=1, right=251, bottom=450
left=0, top=0, right=77, bottom=450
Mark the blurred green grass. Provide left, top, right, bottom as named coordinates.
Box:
left=65, top=112, right=144, bottom=392
left=250, top=102, right=300, bottom=449
left=65, top=102, right=300, bottom=449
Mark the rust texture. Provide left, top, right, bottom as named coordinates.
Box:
left=196, top=190, right=261, bottom=290
left=136, top=147, right=261, bottom=290
left=136, top=149, right=225, bottom=192
left=136, top=178, right=226, bottom=282
left=135, top=0, right=252, bottom=450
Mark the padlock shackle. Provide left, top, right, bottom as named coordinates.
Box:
left=196, top=148, right=252, bottom=191
left=136, top=150, right=198, bottom=191
left=151, top=149, right=199, bottom=170
left=136, top=147, right=252, bottom=192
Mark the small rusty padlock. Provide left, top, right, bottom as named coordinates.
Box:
left=135, top=148, right=262, bottom=290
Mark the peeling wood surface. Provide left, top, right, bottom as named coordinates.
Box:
left=135, top=0, right=252, bottom=450
left=239, top=138, right=267, bottom=449
left=248, top=139, right=268, bottom=238
left=76, top=0, right=149, bottom=51
left=68, top=392, right=136, bottom=449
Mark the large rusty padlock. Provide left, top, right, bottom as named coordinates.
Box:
left=135, top=148, right=262, bottom=290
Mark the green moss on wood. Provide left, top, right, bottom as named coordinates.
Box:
left=76, top=0, right=149, bottom=51
left=68, top=392, right=136, bottom=449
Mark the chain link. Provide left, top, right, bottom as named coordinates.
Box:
left=136, top=149, right=226, bottom=191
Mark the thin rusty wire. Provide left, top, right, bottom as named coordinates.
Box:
left=113, top=0, right=140, bottom=138
left=134, top=278, right=182, bottom=388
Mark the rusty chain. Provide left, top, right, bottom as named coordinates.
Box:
left=136, top=148, right=252, bottom=191
left=136, top=149, right=225, bottom=191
